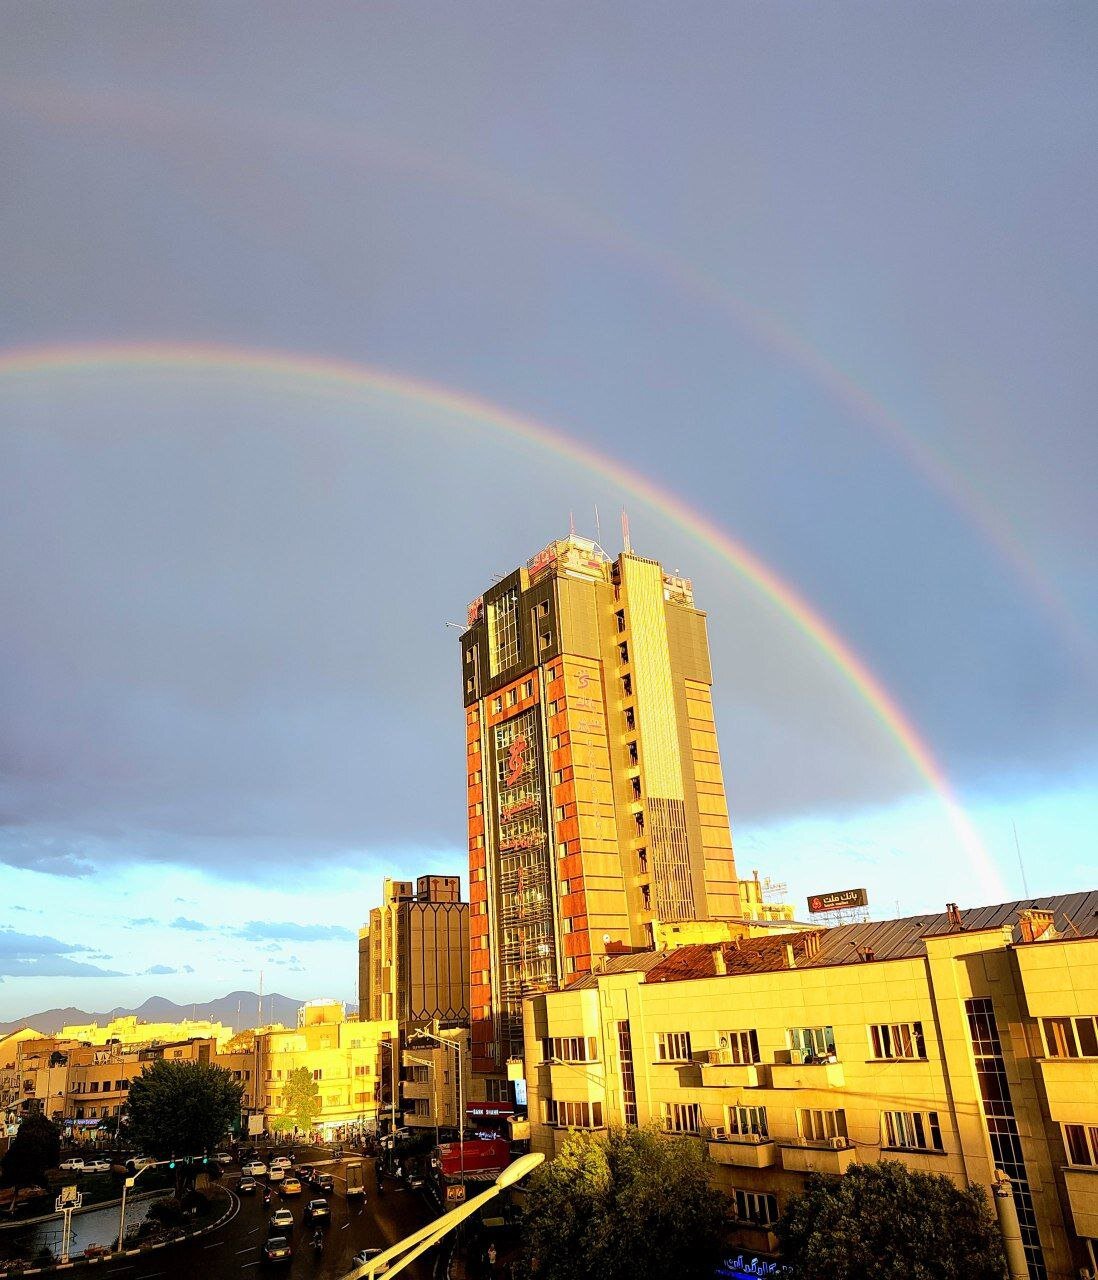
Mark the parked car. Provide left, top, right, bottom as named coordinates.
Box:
left=58, top=1158, right=85, bottom=1172
left=303, top=1198, right=330, bottom=1223
left=126, top=1156, right=156, bottom=1172
left=84, top=1159, right=112, bottom=1174
left=243, top=1161, right=268, bottom=1177
left=261, top=1236, right=292, bottom=1264
left=280, top=1177, right=303, bottom=1195
left=352, top=1248, right=388, bottom=1273
left=268, top=1208, right=294, bottom=1233
left=238, top=1177, right=258, bottom=1195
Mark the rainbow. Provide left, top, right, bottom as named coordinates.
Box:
left=0, top=340, right=1006, bottom=898
left=4, top=74, right=1086, bottom=662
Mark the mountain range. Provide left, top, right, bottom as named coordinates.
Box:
left=0, top=991, right=314, bottom=1037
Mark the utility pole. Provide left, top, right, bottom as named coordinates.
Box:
left=992, top=1170, right=1029, bottom=1280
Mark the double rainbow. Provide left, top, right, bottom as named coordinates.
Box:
left=0, top=341, right=1005, bottom=899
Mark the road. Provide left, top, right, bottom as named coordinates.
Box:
left=94, top=1151, right=440, bottom=1280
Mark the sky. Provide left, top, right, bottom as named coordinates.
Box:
left=0, top=2, right=1095, bottom=1020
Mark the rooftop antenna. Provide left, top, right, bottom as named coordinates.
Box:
left=594, top=504, right=602, bottom=546
left=257, top=970, right=263, bottom=1028
left=1012, top=821, right=1030, bottom=897
left=621, top=508, right=632, bottom=553
left=569, top=510, right=576, bottom=538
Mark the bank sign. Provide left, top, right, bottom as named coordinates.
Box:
left=715, top=1256, right=788, bottom=1279
left=807, top=887, right=868, bottom=914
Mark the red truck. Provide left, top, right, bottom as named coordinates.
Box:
left=428, top=1137, right=512, bottom=1202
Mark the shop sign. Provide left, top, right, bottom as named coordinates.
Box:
left=715, top=1256, right=787, bottom=1279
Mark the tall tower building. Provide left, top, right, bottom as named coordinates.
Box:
left=461, top=534, right=741, bottom=1078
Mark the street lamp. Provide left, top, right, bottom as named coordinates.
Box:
left=346, top=1151, right=543, bottom=1280
left=407, top=1030, right=464, bottom=1185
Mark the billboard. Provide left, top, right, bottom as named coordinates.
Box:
left=807, top=887, right=868, bottom=914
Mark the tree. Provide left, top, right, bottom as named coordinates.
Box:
left=0, top=1112, right=61, bottom=1187
left=523, top=1127, right=728, bottom=1280
left=125, top=1060, right=242, bottom=1192
left=273, top=1067, right=321, bottom=1133
left=776, top=1160, right=1006, bottom=1280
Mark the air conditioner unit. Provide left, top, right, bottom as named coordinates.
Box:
left=828, top=1137, right=847, bottom=1150
left=709, top=1126, right=726, bottom=1140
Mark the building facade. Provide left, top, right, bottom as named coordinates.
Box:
left=523, top=893, right=1098, bottom=1280
left=358, top=876, right=469, bottom=1030
left=461, top=535, right=741, bottom=1083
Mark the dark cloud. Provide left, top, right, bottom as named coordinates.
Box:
left=170, top=917, right=210, bottom=932
left=0, top=835, right=94, bottom=878
left=233, top=922, right=355, bottom=943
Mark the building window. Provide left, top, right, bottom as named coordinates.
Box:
left=1062, top=1124, right=1098, bottom=1167
left=485, top=1079, right=512, bottom=1104
left=718, top=1029, right=761, bottom=1065
left=489, top=589, right=520, bottom=675
left=733, top=1190, right=779, bottom=1226
left=312, top=1069, right=323, bottom=1081
left=660, top=1102, right=701, bottom=1134
left=538, top=601, right=550, bottom=617
left=627, top=740, right=638, bottom=764
left=507, top=688, right=518, bottom=706
left=545, top=1099, right=604, bottom=1129
left=1042, top=1015, right=1098, bottom=1058
left=655, top=1031, right=691, bottom=1062
left=622, top=673, right=632, bottom=696
left=640, top=884, right=651, bottom=910
left=492, top=696, right=503, bottom=715
left=869, top=1021, right=927, bottom=1060
left=882, top=1110, right=944, bottom=1152
left=637, top=848, right=647, bottom=872
left=630, top=775, right=641, bottom=800
left=542, top=1036, right=599, bottom=1063
left=788, top=1026, right=836, bottom=1061
left=634, top=811, right=645, bottom=836
left=624, top=707, right=635, bottom=730
left=797, top=1108, right=848, bottom=1144
left=726, top=1105, right=769, bottom=1139
left=618, top=642, right=629, bottom=664
left=522, top=680, right=533, bottom=699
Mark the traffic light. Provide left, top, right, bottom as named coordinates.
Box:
left=168, top=1160, right=176, bottom=1169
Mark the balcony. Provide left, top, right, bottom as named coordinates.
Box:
left=1064, top=1169, right=1098, bottom=1239
left=700, top=1051, right=761, bottom=1088
left=769, top=1060, right=845, bottom=1090
left=401, top=1080, right=432, bottom=1101
left=780, top=1140, right=856, bottom=1175
left=707, top=1133, right=778, bottom=1168
left=1038, top=1058, right=1098, bottom=1124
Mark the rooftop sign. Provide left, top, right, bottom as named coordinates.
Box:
left=807, top=887, right=868, bottom=914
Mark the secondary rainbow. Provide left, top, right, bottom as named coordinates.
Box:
left=0, top=340, right=1005, bottom=898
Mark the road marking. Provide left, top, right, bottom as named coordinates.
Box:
left=235, top=1246, right=255, bottom=1254
left=136, top=1272, right=165, bottom=1279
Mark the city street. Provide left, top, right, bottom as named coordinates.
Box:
left=92, top=1153, right=439, bottom=1280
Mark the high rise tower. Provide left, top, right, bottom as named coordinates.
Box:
left=461, top=534, right=741, bottom=1080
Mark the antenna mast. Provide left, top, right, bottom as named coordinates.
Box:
left=1012, top=821, right=1030, bottom=897
left=621, top=508, right=632, bottom=553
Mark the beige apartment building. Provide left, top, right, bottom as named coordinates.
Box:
left=524, top=892, right=1098, bottom=1280
left=257, top=1001, right=397, bottom=1136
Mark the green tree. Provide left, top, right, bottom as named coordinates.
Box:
left=273, top=1066, right=321, bottom=1132
left=777, top=1160, right=1006, bottom=1280
left=0, top=1112, right=61, bottom=1187
left=523, top=1127, right=728, bottom=1280
left=125, top=1060, right=242, bottom=1192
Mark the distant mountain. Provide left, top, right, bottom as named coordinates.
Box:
left=0, top=990, right=312, bottom=1037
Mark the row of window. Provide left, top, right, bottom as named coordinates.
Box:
left=489, top=679, right=536, bottom=715
left=707, top=1104, right=945, bottom=1153
left=542, top=1036, right=599, bottom=1064
left=657, top=1021, right=928, bottom=1064
left=1062, top=1123, right=1098, bottom=1167
left=70, top=1078, right=130, bottom=1094
left=544, top=1098, right=604, bottom=1128
left=1042, top=1015, right=1098, bottom=1059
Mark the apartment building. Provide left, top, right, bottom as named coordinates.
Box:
left=523, top=892, right=1098, bottom=1280
left=65, top=1038, right=215, bottom=1126
left=461, top=534, right=742, bottom=1093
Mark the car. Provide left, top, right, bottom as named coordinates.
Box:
left=297, top=1165, right=314, bottom=1181
left=304, top=1198, right=330, bottom=1223
left=126, top=1156, right=156, bottom=1172
left=215, top=1152, right=233, bottom=1165
left=268, top=1208, right=294, bottom=1233
left=82, top=1158, right=112, bottom=1173
left=315, top=1173, right=334, bottom=1193
left=270, top=1156, right=292, bottom=1170
left=261, top=1236, right=292, bottom=1264
left=58, top=1158, right=85, bottom=1172
left=267, top=1166, right=285, bottom=1183
left=238, top=1176, right=258, bottom=1194
left=280, top=1177, right=302, bottom=1195
left=352, top=1248, right=388, bottom=1273
left=243, top=1161, right=268, bottom=1177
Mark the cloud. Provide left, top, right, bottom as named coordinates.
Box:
left=170, top=917, right=210, bottom=932
left=144, top=964, right=180, bottom=975
left=0, top=929, right=123, bottom=978
left=127, top=917, right=157, bottom=927
left=232, top=921, right=355, bottom=943
left=0, top=836, right=94, bottom=878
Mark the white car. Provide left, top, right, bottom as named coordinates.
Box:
left=270, top=1156, right=292, bottom=1170
left=84, top=1159, right=112, bottom=1174
left=58, top=1158, right=85, bottom=1172
left=214, top=1152, right=233, bottom=1165
left=267, top=1166, right=285, bottom=1183
left=243, top=1161, right=268, bottom=1177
